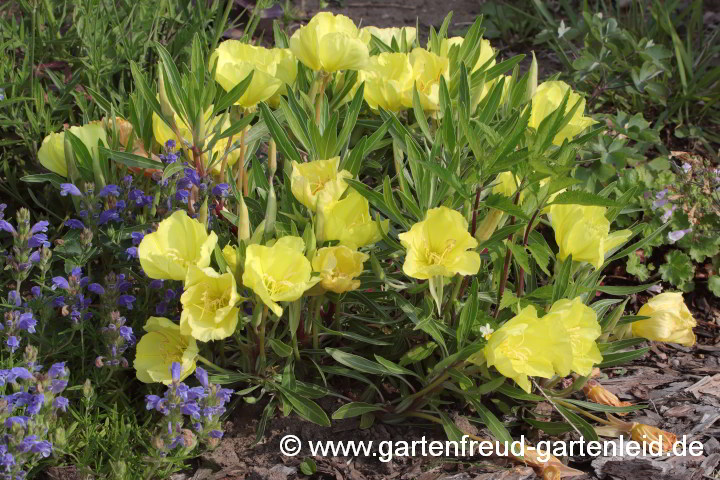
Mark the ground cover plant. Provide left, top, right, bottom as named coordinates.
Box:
left=0, top=1, right=718, bottom=479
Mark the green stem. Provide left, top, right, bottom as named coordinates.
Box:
left=197, top=355, right=234, bottom=374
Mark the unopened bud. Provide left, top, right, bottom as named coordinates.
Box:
left=83, top=378, right=94, bottom=399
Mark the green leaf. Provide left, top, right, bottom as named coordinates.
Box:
left=596, top=283, right=659, bottom=295
left=326, top=348, right=394, bottom=376
left=467, top=397, right=513, bottom=444
left=332, top=402, right=384, bottom=420
left=269, top=339, right=293, bottom=358
left=299, top=458, right=317, bottom=475
left=374, top=355, right=419, bottom=378
left=456, top=278, right=479, bottom=347
left=20, top=173, right=65, bottom=186
left=483, top=194, right=529, bottom=220
left=398, top=342, right=437, bottom=366
left=548, top=190, right=622, bottom=207
left=555, top=404, right=598, bottom=441
left=709, top=276, right=720, bottom=298
left=659, top=250, right=695, bottom=291
left=552, top=255, right=573, bottom=303
left=213, top=70, right=254, bottom=114
left=558, top=398, right=646, bottom=413
left=258, top=102, right=302, bottom=164
left=275, top=385, right=330, bottom=427
left=525, top=419, right=574, bottom=435
left=99, top=147, right=162, bottom=170
left=597, top=348, right=650, bottom=368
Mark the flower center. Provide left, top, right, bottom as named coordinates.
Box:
left=425, top=239, right=456, bottom=266
left=262, top=273, right=296, bottom=298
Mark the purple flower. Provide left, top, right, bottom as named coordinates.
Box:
left=88, top=283, right=105, bottom=295
left=5, top=416, right=29, bottom=428
left=117, top=295, right=135, bottom=309
left=209, top=430, right=224, bottom=439
left=29, top=250, right=42, bottom=263
left=175, top=190, right=189, bottom=203
left=27, top=394, right=44, bottom=415
left=29, top=220, right=49, bottom=234
left=51, top=277, right=69, bottom=291
left=165, top=140, right=176, bottom=151
left=31, top=286, right=42, bottom=297
left=53, top=396, right=69, bottom=412
left=668, top=228, right=691, bottom=243
left=145, top=394, right=163, bottom=411
left=8, top=367, right=32, bottom=383
left=65, top=219, right=85, bottom=229
left=661, top=205, right=676, bottom=223
left=130, top=231, right=145, bottom=245
left=122, top=175, right=133, bottom=188
left=31, top=440, right=52, bottom=457
left=8, top=291, right=21, bottom=307
left=155, top=302, right=168, bottom=315
left=149, top=279, right=164, bottom=289
left=195, top=367, right=209, bottom=389
left=0, top=219, right=16, bottom=235
left=217, top=388, right=233, bottom=404
left=98, top=184, right=121, bottom=197
left=48, top=362, right=67, bottom=378
left=60, top=183, right=82, bottom=197
left=125, top=247, right=138, bottom=259
left=212, top=183, right=230, bottom=197
left=182, top=402, right=201, bottom=419
left=50, top=379, right=68, bottom=394
left=28, top=233, right=50, bottom=248
left=98, top=209, right=120, bottom=225
left=119, top=326, right=136, bottom=344
left=168, top=435, right=185, bottom=449
left=682, top=162, right=691, bottom=173
left=16, top=313, right=36, bottom=333
left=171, top=362, right=182, bottom=383
left=7, top=336, right=20, bottom=352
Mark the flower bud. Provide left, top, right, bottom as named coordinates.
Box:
left=83, top=378, right=94, bottom=399
left=583, top=380, right=632, bottom=415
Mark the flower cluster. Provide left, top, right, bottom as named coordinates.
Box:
left=0, top=207, right=52, bottom=288
left=145, top=363, right=232, bottom=453
left=51, top=267, right=93, bottom=325
left=2, top=294, right=37, bottom=353
left=0, top=356, right=70, bottom=479
left=96, top=311, right=136, bottom=368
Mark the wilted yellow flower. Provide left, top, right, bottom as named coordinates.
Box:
left=529, top=81, right=595, bottom=145
left=38, top=123, right=108, bottom=177
left=289, top=12, right=369, bottom=72
left=134, top=317, right=199, bottom=384
left=312, top=246, right=368, bottom=294
left=360, top=52, right=415, bottom=111
left=242, top=236, right=320, bottom=317
left=439, top=36, right=495, bottom=72
left=408, top=48, right=449, bottom=111
left=152, top=106, right=240, bottom=173
left=630, top=423, right=677, bottom=452
left=485, top=305, right=572, bottom=393
left=583, top=380, right=633, bottom=415
left=138, top=210, right=218, bottom=281
left=211, top=41, right=297, bottom=109
left=360, top=26, right=416, bottom=48
left=290, top=157, right=351, bottom=211
left=316, top=189, right=389, bottom=248
left=180, top=266, right=243, bottom=342
left=632, top=292, right=697, bottom=346
left=544, top=298, right=602, bottom=376
left=398, top=207, right=480, bottom=279
left=549, top=204, right=632, bottom=269
left=523, top=446, right=585, bottom=479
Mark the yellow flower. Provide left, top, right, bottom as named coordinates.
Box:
left=316, top=189, right=389, bottom=248
left=134, top=317, right=199, bottom=384
left=290, top=157, right=351, bottom=211
left=222, top=244, right=239, bottom=276
left=152, top=106, right=240, bottom=173
left=549, top=204, right=632, bottom=269
left=360, top=26, right=416, bottom=48
left=484, top=305, right=572, bottom=393
left=630, top=423, right=677, bottom=452
left=138, top=210, right=218, bottom=281
left=439, top=36, right=495, bottom=73
left=242, top=236, right=320, bottom=317
left=398, top=207, right=480, bottom=279
left=38, top=123, right=108, bottom=177
left=632, top=292, right=697, bottom=346
left=545, top=297, right=602, bottom=376
left=289, top=12, right=369, bottom=72
left=359, top=52, right=415, bottom=111
left=180, top=266, right=243, bottom=342
left=312, top=246, right=368, bottom=294
left=529, top=81, right=595, bottom=145
left=211, top=41, right=297, bottom=109
left=408, top=48, right=449, bottom=111
left=493, top=171, right=524, bottom=202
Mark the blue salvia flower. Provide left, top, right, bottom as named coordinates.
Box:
left=59, top=183, right=82, bottom=197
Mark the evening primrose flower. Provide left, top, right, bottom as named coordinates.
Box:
left=549, top=204, right=632, bottom=269
left=408, top=48, right=449, bottom=111
left=484, top=305, right=572, bottom=393
left=134, top=317, right=199, bottom=384
left=289, top=12, right=369, bottom=73
left=398, top=207, right=480, bottom=279
left=360, top=26, right=416, bottom=48
left=138, top=210, right=218, bottom=281
left=290, top=157, right=351, bottom=211
left=529, top=81, right=595, bottom=145
left=360, top=52, right=415, bottom=111
left=544, top=297, right=602, bottom=376
left=630, top=423, right=677, bottom=453
left=152, top=106, right=240, bottom=173
left=221, top=244, right=239, bottom=277
left=439, top=36, right=495, bottom=72
left=38, top=123, right=108, bottom=177
left=632, top=292, right=697, bottom=346
left=583, top=380, right=633, bottom=415
left=180, top=266, right=242, bottom=342
left=211, top=41, right=297, bottom=109
left=242, top=236, right=320, bottom=317
left=312, top=246, right=368, bottom=294
left=316, top=189, right=389, bottom=248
